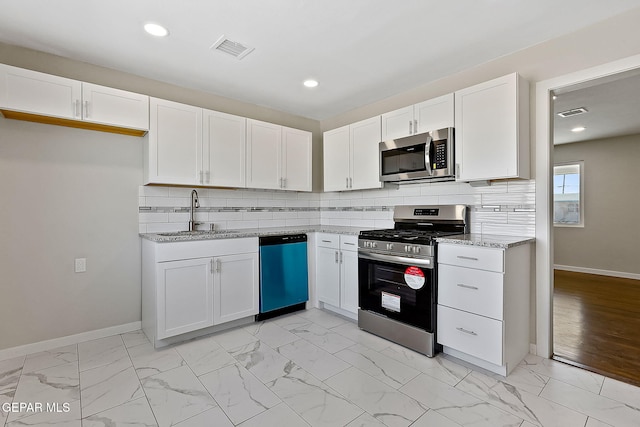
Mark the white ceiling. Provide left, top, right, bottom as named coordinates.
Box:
left=1, top=1, right=639, bottom=120
left=553, top=70, right=640, bottom=144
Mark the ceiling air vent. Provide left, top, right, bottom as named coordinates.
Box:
left=210, top=35, right=254, bottom=60
left=557, top=107, right=588, bottom=118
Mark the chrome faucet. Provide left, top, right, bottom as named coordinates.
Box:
left=189, top=189, right=201, bottom=231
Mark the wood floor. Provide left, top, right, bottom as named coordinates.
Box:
left=553, top=269, right=640, bottom=386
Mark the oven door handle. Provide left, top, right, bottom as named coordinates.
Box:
left=358, top=251, right=434, bottom=269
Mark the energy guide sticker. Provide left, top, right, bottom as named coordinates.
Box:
left=404, top=266, right=425, bottom=289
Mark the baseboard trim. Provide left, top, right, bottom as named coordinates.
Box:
left=554, top=264, right=640, bottom=281
left=0, top=321, right=142, bottom=362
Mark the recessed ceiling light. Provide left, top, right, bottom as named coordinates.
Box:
left=571, top=126, right=586, bottom=133
left=144, top=23, right=169, bottom=37
left=303, top=79, right=319, bottom=88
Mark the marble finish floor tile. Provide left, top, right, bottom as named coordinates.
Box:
left=173, top=407, right=233, bottom=427
left=243, top=322, right=300, bottom=349
left=344, top=413, right=387, bottom=427
left=456, top=370, right=587, bottom=427
left=78, top=335, right=129, bottom=372
left=230, top=340, right=294, bottom=384
left=22, top=345, right=77, bottom=374
left=585, top=418, right=615, bottom=427
left=329, top=322, right=392, bottom=352
left=276, top=339, right=350, bottom=381
left=79, top=357, right=144, bottom=418
left=211, top=327, right=259, bottom=351
left=540, top=378, right=640, bottom=427
left=411, top=410, right=463, bottom=427
left=0, top=356, right=25, bottom=424
left=121, top=330, right=151, bottom=349
left=272, top=313, right=315, bottom=331
left=400, top=373, right=523, bottom=427
left=325, top=367, right=426, bottom=427
left=10, top=361, right=80, bottom=423
left=334, top=344, right=420, bottom=389
left=142, top=365, right=217, bottom=427
left=520, top=354, right=604, bottom=394
left=81, top=397, right=156, bottom=427
left=199, top=363, right=281, bottom=425
left=5, top=399, right=80, bottom=427
left=297, top=308, right=349, bottom=329
left=600, top=377, right=640, bottom=409
left=267, top=365, right=363, bottom=427
left=288, top=322, right=356, bottom=354
left=127, top=341, right=186, bottom=379
left=379, top=344, right=470, bottom=387
left=237, top=402, right=309, bottom=427
left=174, top=335, right=236, bottom=376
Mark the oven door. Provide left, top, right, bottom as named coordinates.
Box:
left=358, top=251, right=435, bottom=332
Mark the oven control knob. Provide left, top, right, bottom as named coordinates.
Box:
left=404, top=245, right=410, bottom=253
left=414, top=247, right=421, bottom=254
left=386, top=243, right=393, bottom=251
left=372, top=242, right=377, bottom=248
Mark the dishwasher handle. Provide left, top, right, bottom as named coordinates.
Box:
left=259, top=234, right=308, bottom=246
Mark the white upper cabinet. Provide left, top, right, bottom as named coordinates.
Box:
left=0, top=64, right=149, bottom=134
left=145, top=98, right=202, bottom=185
left=0, top=64, right=81, bottom=119
left=282, top=126, right=313, bottom=192
left=246, top=119, right=283, bottom=190
left=81, top=82, right=149, bottom=131
left=323, top=116, right=382, bottom=192
left=323, top=125, right=351, bottom=192
left=202, top=110, right=246, bottom=188
left=454, top=73, right=530, bottom=182
left=381, top=93, right=454, bottom=140
left=350, top=116, right=382, bottom=191
left=246, top=119, right=312, bottom=191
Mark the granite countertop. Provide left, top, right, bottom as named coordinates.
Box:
left=140, top=225, right=367, bottom=243
left=435, top=233, right=535, bottom=249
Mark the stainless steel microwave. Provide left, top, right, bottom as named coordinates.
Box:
left=379, top=127, right=455, bottom=183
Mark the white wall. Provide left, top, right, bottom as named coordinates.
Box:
left=0, top=117, right=142, bottom=350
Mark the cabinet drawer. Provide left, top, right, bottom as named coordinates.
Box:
left=438, top=264, right=503, bottom=320
left=317, top=233, right=339, bottom=249
left=437, top=305, right=503, bottom=366
left=340, top=235, right=358, bottom=251
left=438, top=244, right=504, bottom=272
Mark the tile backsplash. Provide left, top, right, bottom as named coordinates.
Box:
left=139, top=179, right=535, bottom=237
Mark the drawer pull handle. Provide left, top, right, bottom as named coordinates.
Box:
left=343, top=242, right=355, bottom=246
left=456, top=327, right=478, bottom=336
left=457, top=256, right=479, bottom=261
left=457, top=284, right=479, bottom=290
left=322, top=240, right=332, bottom=243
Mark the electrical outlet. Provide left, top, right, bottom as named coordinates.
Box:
left=75, top=258, right=86, bottom=273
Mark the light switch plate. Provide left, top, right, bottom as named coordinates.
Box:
left=75, top=258, right=86, bottom=273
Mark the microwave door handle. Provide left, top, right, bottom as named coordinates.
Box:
left=424, top=135, right=434, bottom=176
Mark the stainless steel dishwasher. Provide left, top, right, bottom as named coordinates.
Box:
left=256, top=234, right=309, bottom=321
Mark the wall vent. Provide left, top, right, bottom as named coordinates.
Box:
left=210, top=35, right=254, bottom=59
left=557, top=107, right=588, bottom=118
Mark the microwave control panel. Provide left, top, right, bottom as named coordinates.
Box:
left=433, top=141, right=447, bottom=170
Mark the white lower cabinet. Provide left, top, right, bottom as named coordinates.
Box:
left=437, top=242, right=531, bottom=376
left=213, top=252, right=259, bottom=324
left=142, top=237, right=259, bottom=347
left=315, top=233, right=359, bottom=318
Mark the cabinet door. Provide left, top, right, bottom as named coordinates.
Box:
left=415, top=93, right=454, bottom=133
left=282, top=126, right=312, bottom=191
left=156, top=258, right=214, bottom=339
left=0, top=64, right=81, bottom=119
left=340, top=249, right=359, bottom=314
left=203, top=110, right=246, bottom=188
left=316, top=246, right=341, bottom=307
left=146, top=98, right=202, bottom=185
left=350, top=116, right=382, bottom=191
left=246, top=119, right=282, bottom=190
left=214, top=252, right=259, bottom=324
left=81, top=83, right=149, bottom=130
left=381, top=105, right=414, bottom=140
left=323, top=125, right=350, bottom=192
left=455, top=73, right=528, bottom=181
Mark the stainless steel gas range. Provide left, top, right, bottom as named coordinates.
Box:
left=357, top=205, right=468, bottom=357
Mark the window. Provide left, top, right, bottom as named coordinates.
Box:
left=553, top=162, right=584, bottom=226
